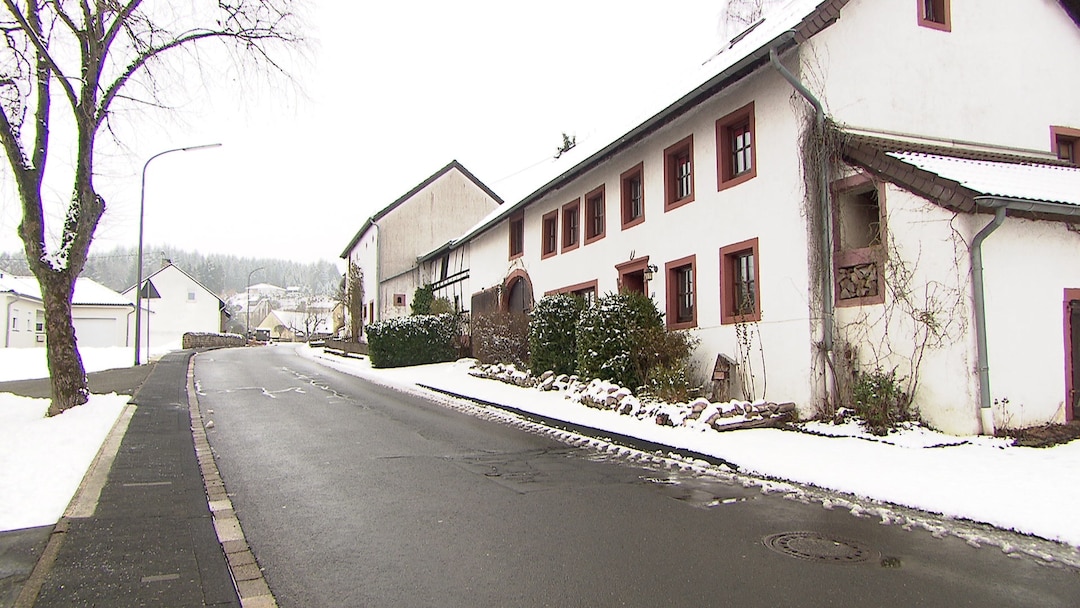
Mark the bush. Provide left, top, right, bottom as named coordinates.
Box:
left=851, top=366, right=911, bottom=435
left=577, top=292, right=666, bottom=390
left=472, top=310, right=530, bottom=367
left=635, top=328, right=700, bottom=402
left=528, top=294, right=586, bottom=376
left=430, top=297, right=454, bottom=315
left=411, top=285, right=435, bottom=315
left=365, top=314, right=458, bottom=368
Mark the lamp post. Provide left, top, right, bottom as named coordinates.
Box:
left=246, top=267, right=264, bottom=339
left=134, top=143, right=222, bottom=366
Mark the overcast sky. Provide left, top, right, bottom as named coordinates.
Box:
left=0, top=1, right=738, bottom=269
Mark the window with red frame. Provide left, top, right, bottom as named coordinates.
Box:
left=918, top=0, right=950, bottom=31
left=509, top=212, right=524, bottom=259
left=720, top=239, right=761, bottom=324
left=620, top=163, right=645, bottom=229
left=562, top=200, right=580, bottom=251
left=1052, top=126, right=1080, bottom=164
left=665, top=255, right=697, bottom=329
left=585, top=186, right=605, bottom=243
left=541, top=210, right=558, bottom=258
left=664, top=136, right=694, bottom=210
left=716, top=102, right=757, bottom=190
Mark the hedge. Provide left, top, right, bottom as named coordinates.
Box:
left=365, top=314, right=458, bottom=368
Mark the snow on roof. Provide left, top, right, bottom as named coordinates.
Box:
left=0, top=275, right=131, bottom=306
left=437, top=0, right=827, bottom=253
left=888, top=152, right=1080, bottom=207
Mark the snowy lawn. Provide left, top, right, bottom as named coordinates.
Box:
left=0, top=347, right=137, bottom=531
left=300, top=347, right=1080, bottom=551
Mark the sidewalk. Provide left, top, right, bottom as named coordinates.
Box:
left=15, top=351, right=248, bottom=608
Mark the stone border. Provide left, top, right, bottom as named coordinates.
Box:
left=186, top=357, right=278, bottom=608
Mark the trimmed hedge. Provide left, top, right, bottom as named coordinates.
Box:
left=528, top=294, right=585, bottom=376
left=365, top=314, right=458, bottom=368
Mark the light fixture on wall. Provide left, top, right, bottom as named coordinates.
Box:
left=643, top=264, right=658, bottom=282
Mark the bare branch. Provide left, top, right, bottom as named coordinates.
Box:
left=1, top=0, right=78, bottom=110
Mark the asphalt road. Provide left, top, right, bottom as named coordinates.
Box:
left=195, top=345, right=1080, bottom=607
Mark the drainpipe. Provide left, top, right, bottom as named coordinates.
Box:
left=372, top=220, right=382, bottom=324
left=770, top=47, right=836, bottom=401
left=970, top=195, right=1080, bottom=434
left=3, top=295, right=14, bottom=348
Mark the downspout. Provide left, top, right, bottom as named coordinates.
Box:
left=372, top=220, right=382, bottom=323
left=969, top=204, right=1006, bottom=434
left=4, top=295, right=14, bottom=348
left=770, top=47, right=836, bottom=404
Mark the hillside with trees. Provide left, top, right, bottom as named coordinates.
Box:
left=0, top=246, right=342, bottom=299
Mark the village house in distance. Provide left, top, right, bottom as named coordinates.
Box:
left=344, top=0, right=1080, bottom=437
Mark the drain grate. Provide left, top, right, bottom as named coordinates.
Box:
left=763, top=531, right=878, bottom=564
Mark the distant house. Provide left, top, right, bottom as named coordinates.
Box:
left=122, top=262, right=228, bottom=353
left=256, top=309, right=333, bottom=342
left=1, top=269, right=133, bottom=348
left=339, top=160, right=502, bottom=330
left=420, top=0, right=1080, bottom=435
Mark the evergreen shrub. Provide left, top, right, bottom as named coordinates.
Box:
left=576, top=292, right=665, bottom=390
left=528, top=294, right=585, bottom=376
left=366, top=313, right=458, bottom=368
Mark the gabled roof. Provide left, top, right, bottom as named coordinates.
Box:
left=339, top=160, right=503, bottom=259
left=842, top=132, right=1080, bottom=222
left=123, top=263, right=226, bottom=307
left=0, top=275, right=132, bottom=307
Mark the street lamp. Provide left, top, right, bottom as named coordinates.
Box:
left=246, top=267, right=264, bottom=339
left=134, top=143, right=222, bottom=366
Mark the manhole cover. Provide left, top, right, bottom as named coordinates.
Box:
left=763, top=531, right=878, bottom=564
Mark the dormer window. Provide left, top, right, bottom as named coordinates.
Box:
left=1052, top=126, right=1080, bottom=164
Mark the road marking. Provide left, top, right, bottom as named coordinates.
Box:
left=141, top=573, right=181, bottom=583
left=122, top=481, right=173, bottom=487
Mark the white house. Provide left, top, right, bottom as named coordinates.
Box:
left=122, top=262, right=228, bottom=357
left=420, top=0, right=1080, bottom=435
left=339, top=160, right=502, bottom=329
left=1, top=270, right=133, bottom=348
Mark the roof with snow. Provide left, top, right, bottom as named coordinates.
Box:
left=0, top=275, right=132, bottom=307
left=888, top=153, right=1080, bottom=207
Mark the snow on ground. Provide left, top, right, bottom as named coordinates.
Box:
left=299, top=347, right=1080, bottom=554
left=0, top=346, right=162, bottom=532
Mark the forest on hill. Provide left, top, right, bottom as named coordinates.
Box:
left=0, top=245, right=343, bottom=298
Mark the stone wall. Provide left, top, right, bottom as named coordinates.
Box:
left=182, top=332, right=246, bottom=349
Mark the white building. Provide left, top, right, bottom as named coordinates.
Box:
left=421, top=0, right=1080, bottom=435
left=1, top=270, right=133, bottom=348
left=340, top=160, right=502, bottom=329
left=122, top=262, right=228, bottom=357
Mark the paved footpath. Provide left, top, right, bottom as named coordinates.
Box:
left=14, top=351, right=272, bottom=608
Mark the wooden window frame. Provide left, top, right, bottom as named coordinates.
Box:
left=620, top=163, right=645, bottom=229
left=665, top=255, right=697, bottom=330
left=541, top=209, right=559, bottom=259
left=545, top=279, right=599, bottom=300
left=584, top=185, right=606, bottom=244
left=508, top=211, right=524, bottom=260
left=1051, top=126, right=1080, bottom=165
left=664, top=135, right=694, bottom=212
left=918, top=0, right=951, bottom=32
left=720, top=238, right=761, bottom=324
left=716, top=102, right=757, bottom=191
left=393, top=293, right=406, bottom=307
left=561, top=199, right=580, bottom=253
left=616, top=256, right=651, bottom=295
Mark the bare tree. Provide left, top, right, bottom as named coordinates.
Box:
left=0, top=1, right=303, bottom=415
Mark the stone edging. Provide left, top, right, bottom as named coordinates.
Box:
left=186, top=356, right=278, bottom=608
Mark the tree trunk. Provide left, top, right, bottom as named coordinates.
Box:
left=40, top=270, right=89, bottom=416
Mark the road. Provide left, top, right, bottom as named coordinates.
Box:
left=194, top=345, right=1080, bottom=607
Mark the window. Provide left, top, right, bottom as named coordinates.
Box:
left=187, top=291, right=196, bottom=302
left=541, top=210, right=558, bottom=259
left=665, top=255, right=697, bottom=330
left=1052, top=126, right=1080, bottom=164
left=918, top=0, right=950, bottom=31
left=616, top=257, right=650, bottom=295
left=584, top=185, right=606, bottom=244
left=716, top=102, right=757, bottom=190
left=561, top=199, right=580, bottom=252
left=547, top=280, right=599, bottom=305
left=832, top=175, right=886, bottom=307
left=439, top=255, right=450, bottom=281
left=664, top=136, right=694, bottom=211
left=393, top=293, right=406, bottom=307
left=35, top=311, right=44, bottom=333
left=509, top=211, right=524, bottom=259
left=620, top=163, right=645, bottom=229
left=720, top=238, right=761, bottom=324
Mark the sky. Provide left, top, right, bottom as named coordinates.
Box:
left=0, top=0, right=738, bottom=268
left=4, top=343, right=1079, bottom=566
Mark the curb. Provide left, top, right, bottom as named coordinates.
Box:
left=186, top=356, right=278, bottom=608
left=13, top=402, right=137, bottom=608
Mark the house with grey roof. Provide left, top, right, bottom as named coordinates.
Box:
left=419, top=0, right=1080, bottom=435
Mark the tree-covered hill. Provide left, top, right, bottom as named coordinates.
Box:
left=0, top=245, right=342, bottom=298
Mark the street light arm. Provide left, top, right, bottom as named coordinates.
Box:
left=134, top=142, right=222, bottom=366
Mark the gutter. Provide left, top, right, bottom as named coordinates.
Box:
left=970, top=196, right=1080, bottom=434
left=769, top=44, right=836, bottom=403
